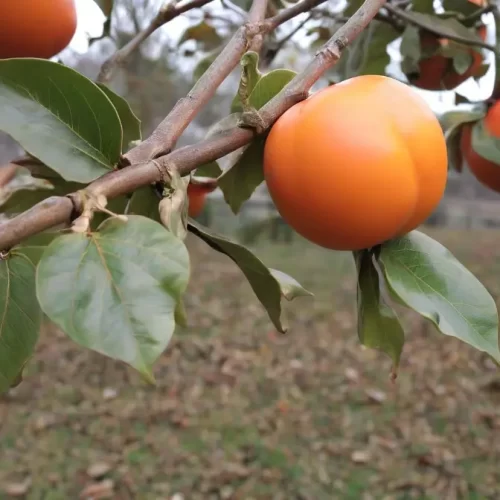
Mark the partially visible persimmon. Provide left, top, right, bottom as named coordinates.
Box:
left=409, top=0, right=487, bottom=91
left=460, top=100, right=500, bottom=193
left=0, top=0, right=77, bottom=59
left=263, top=75, right=448, bottom=251
left=187, top=180, right=217, bottom=218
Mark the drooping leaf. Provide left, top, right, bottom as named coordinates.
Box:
left=36, top=216, right=190, bottom=381
left=354, top=250, right=404, bottom=369
left=400, top=24, right=423, bottom=76
left=471, top=118, right=500, bottom=165
left=218, top=138, right=266, bottom=214
left=218, top=70, right=296, bottom=214
left=97, top=84, right=141, bottom=151
left=269, top=269, right=313, bottom=301
left=379, top=231, right=500, bottom=363
left=179, top=21, right=222, bottom=51
left=158, top=171, right=189, bottom=240
left=440, top=108, right=486, bottom=172
left=0, top=59, right=122, bottom=182
left=188, top=220, right=310, bottom=333
left=0, top=166, right=53, bottom=207
left=400, top=11, right=484, bottom=44
left=0, top=252, right=41, bottom=394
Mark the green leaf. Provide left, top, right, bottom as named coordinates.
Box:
left=179, top=21, right=222, bottom=50
left=94, top=0, right=114, bottom=17
left=354, top=250, right=404, bottom=369
left=0, top=58, right=122, bottom=183
left=344, top=0, right=364, bottom=16
left=195, top=161, right=222, bottom=178
left=336, top=21, right=401, bottom=79
left=193, top=49, right=221, bottom=82
left=0, top=252, right=41, bottom=394
left=217, top=138, right=265, bottom=214
left=379, top=231, right=500, bottom=363
left=440, top=108, right=486, bottom=172
left=400, top=25, right=423, bottom=75
left=471, top=118, right=500, bottom=165
left=36, top=216, right=190, bottom=381
left=269, top=269, right=313, bottom=301
left=442, top=0, right=484, bottom=17
left=218, top=70, right=296, bottom=214
left=14, top=231, right=60, bottom=266
left=411, top=0, right=435, bottom=13
left=248, top=69, right=296, bottom=110
left=227, top=0, right=252, bottom=11
left=126, top=186, right=161, bottom=222
left=0, top=165, right=53, bottom=207
left=188, top=220, right=310, bottom=333
left=97, top=84, right=141, bottom=151
left=231, top=52, right=263, bottom=113
left=401, top=11, right=484, bottom=44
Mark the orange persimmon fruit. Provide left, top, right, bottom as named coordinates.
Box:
left=263, top=75, right=448, bottom=251
left=187, top=180, right=217, bottom=218
left=409, top=0, right=487, bottom=91
left=460, top=100, right=500, bottom=193
left=0, top=0, right=77, bottom=59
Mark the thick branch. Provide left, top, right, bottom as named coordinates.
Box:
left=123, top=0, right=328, bottom=164
left=0, top=0, right=386, bottom=252
left=97, top=0, right=214, bottom=84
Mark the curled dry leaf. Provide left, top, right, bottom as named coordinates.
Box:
left=159, top=169, right=190, bottom=240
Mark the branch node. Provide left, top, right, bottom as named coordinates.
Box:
left=152, top=159, right=173, bottom=184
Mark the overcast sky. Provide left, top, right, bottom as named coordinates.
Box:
left=70, top=0, right=496, bottom=113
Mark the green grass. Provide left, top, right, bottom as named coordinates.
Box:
left=0, top=227, right=499, bottom=498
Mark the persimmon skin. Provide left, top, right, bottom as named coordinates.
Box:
left=0, top=0, right=77, bottom=59
left=460, top=101, right=500, bottom=193
left=263, top=75, right=448, bottom=251
left=187, top=182, right=216, bottom=218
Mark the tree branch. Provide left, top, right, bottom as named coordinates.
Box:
left=0, top=0, right=387, bottom=252
left=123, top=0, right=328, bottom=165
left=97, top=0, right=215, bottom=84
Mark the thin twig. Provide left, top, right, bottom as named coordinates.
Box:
left=123, top=0, right=271, bottom=164
left=97, top=0, right=215, bottom=84
left=383, top=3, right=499, bottom=54
left=0, top=0, right=387, bottom=251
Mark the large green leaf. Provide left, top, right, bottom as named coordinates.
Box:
left=36, top=216, right=190, bottom=380
left=0, top=252, right=41, bottom=394
left=412, top=0, right=435, bottom=13
left=471, top=118, right=500, bottom=166
left=379, top=231, right=500, bottom=363
left=218, top=70, right=296, bottom=214
left=14, top=232, right=60, bottom=266
left=126, top=186, right=161, bottom=222
left=97, top=84, right=141, bottom=151
left=354, top=250, right=404, bottom=369
left=442, top=0, right=484, bottom=17
left=188, top=220, right=311, bottom=333
left=0, top=59, right=122, bottom=183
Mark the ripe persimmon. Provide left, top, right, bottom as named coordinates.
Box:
left=460, top=100, right=500, bottom=193
left=263, top=75, right=448, bottom=251
left=0, top=0, right=77, bottom=59
left=187, top=180, right=217, bottom=218
left=409, top=0, right=487, bottom=91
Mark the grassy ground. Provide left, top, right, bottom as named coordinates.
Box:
left=1, top=227, right=500, bottom=499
